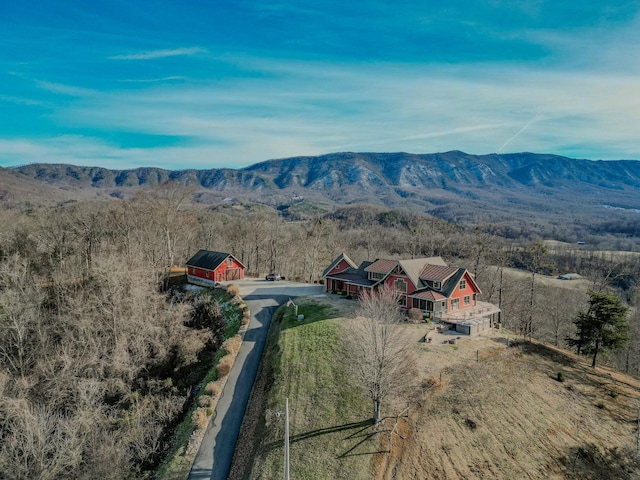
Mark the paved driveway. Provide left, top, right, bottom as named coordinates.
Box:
left=188, top=279, right=324, bottom=480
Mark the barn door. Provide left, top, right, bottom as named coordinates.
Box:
left=226, top=268, right=240, bottom=281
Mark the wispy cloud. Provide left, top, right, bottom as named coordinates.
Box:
left=0, top=94, right=43, bottom=106
left=34, top=80, right=97, bottom=97
left=24, top=57, right=640, bottom=168
left=119, top=76, right=187, bottom=83
left=108, top=47, right=207, bottom=60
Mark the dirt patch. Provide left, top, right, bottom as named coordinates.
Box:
left=380, top=328, right=640, bottom=480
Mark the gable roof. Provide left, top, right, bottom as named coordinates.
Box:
left=185, top=250, right=245, bottom=271
left=439, top=268, right=467, bottom=297
left=398, top=258, right=438, bottom=288
left=321, top=252, right=357, bottom=278
left=365, top=259, right=398, bottom=274
left=411, top=289, right=447, bottom=301
left=419, top=264, right=460, bottom=282
left=325, top=261, right=376, bottom=286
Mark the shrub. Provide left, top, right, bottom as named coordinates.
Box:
left=331, top=290, right=337, bottom=295
left=319, top=279, right=325, bottom=285
left=198, top=395, right=214, bottom=408
left=556, top=372, right=565, bottom=383
left=216, top=355, right=234, bottom=378
left=596, top=402, right=605, bottom=409
left=192, top=407, right=209, bottom=430
left=223, top=335, right=242, bottom=356
left=609, top=390, right=619, bottom=398
left=227, top=284, right=240, bottom=296
left=205, top=381, right=222, bottom=398
left=408, top=308, right=423, bottom=322
left=345, top=295, right=353, bottom=300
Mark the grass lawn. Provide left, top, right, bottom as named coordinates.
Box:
left=247, top=298, right=378, bottom=480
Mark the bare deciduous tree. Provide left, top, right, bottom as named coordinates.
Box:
left=344, top=285, right=415, bottom=424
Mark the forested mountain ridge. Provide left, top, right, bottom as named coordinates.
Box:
left=8, top=151, right=640, bottom=243
left=12, top=151, right=640, bottom=192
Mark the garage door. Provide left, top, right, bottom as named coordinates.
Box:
left=225, top=268, right=241, bottom=281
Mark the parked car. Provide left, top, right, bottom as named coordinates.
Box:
left=265, top=273, right=282, bottom=281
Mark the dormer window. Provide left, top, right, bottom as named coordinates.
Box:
left=369, top=272, right=385, bottom=281
left=433, top=281, right=441, bottom=290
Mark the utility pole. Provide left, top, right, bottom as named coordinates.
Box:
left=284, top=398, right=290, bottom=480
left=276, top=398, right=290, bottom=480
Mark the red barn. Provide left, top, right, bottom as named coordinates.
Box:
left=186, top=250, right=246, bottom=287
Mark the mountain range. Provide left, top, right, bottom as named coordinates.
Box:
left=5, top=151, right=640, bottom=240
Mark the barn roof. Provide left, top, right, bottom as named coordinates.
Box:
left=185, top=250, right=245, bottom=270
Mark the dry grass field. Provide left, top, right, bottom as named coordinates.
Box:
left=232, top=296, right=640, bottom=480
left=383, top=328, right=640, bottom=479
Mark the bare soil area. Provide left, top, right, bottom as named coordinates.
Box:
left=383, top=325, right=640, bottom=480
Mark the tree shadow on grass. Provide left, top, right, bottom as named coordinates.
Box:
left=560, top=444, right=640, bottom=480
left=262, top=419, right=373, bottom=452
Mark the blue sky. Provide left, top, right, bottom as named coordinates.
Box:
left=1, top=1, right=640, bottom=169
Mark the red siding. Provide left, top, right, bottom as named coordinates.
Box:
left=190, top=256, right=245, bottom=283
left=331, top=258, right=351, bottom=275
left=448, top=272, right=478, bottom=310
left=384, top=275, right=417, bottom=295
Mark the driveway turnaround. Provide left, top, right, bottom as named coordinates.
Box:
left=188, top=279, right=324, bottom=480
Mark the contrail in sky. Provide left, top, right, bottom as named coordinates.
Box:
left=497, top=116, right=541, bottom=153
left=331, top=123, right=509, bottom=150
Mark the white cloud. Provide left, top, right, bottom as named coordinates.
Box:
left=8, top=56, right=640, bottom=169
left=108, top=47, right=207, bottom=60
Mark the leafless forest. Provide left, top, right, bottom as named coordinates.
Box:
left=0, top=184, right=638, bottom=478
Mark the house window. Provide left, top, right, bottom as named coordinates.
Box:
left=464, top=295, right=470, bottom=306
left=369, top=272, right=385, bottom=280
left=394, top=278, right=407, bottom=293
left=472, top=293, right=477, bottom=306
left=412, top=298, right=427, bottom=310
left=451, top=298, right=459, bottom=310
left=459, top=279, right=466, bottom=290
left=397, top=295, right=407, bottom=307
left=227, top=258, right=233, bottom=267
left=205, top=271, right=209, bottom=278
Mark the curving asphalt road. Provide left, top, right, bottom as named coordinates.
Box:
left=188, top=278, right=324, bottom=480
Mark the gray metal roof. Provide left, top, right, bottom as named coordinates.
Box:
left=185, top=250, right=240, bottom=271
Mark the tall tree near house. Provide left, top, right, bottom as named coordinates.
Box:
left=344, top=285, right=414, bottom=425
left=566, top=290, right=630, bottom=368
left=305, top=217, right=333, bottom=284
left=522, top=242, right=548, bottom=341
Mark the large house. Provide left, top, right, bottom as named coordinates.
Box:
left=322, top=253, right=500, bottom=334
left=186, top=250, right=245, bottom=287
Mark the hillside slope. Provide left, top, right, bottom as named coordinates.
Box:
left=232, top=296, right=640, bottom=480
left=386, top=338, right=640, bottom=480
